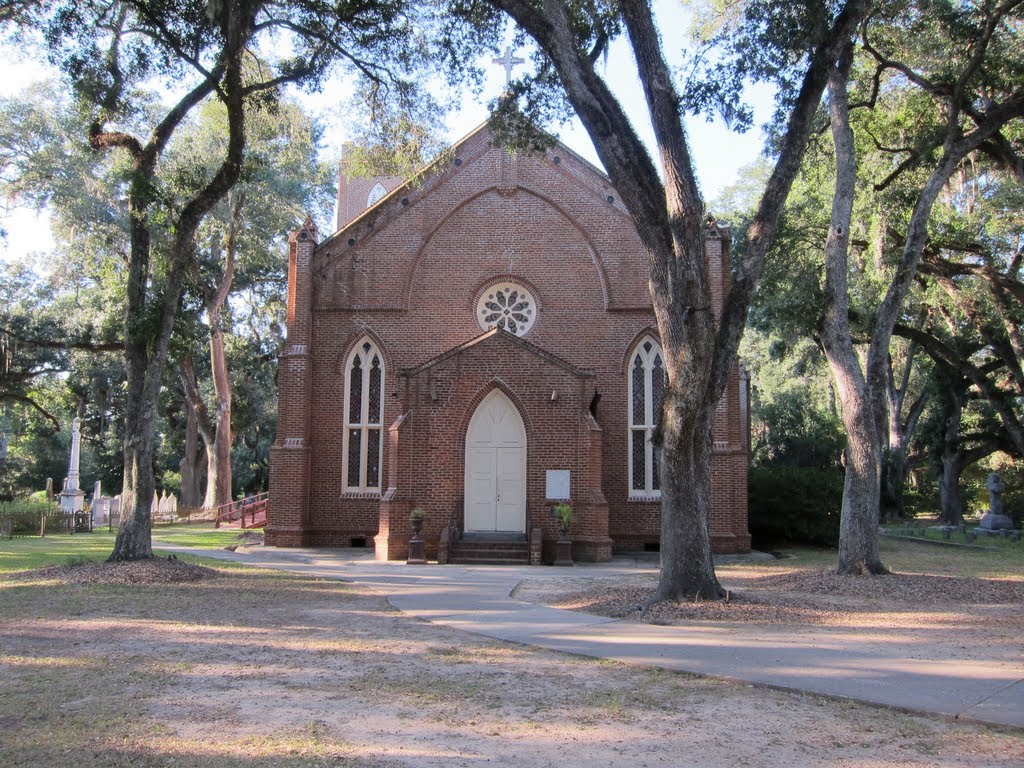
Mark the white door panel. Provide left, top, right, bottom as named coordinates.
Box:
left=464, top=391, right=526, bottom=533
left=466, top=447, right=497, bottom=530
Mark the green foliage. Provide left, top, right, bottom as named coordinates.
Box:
left=160, top=470, right=182, bottom=497
left=743, top=330, right=845, bottom=470
left=0, top=497, right=56, bottom=516
left=748, top=466, right=843, bottom=547
left=681, top=0, right=842, bottom=133
left=753, top=387, right=845, bottom=469
left=0, top=496, right=64, bottom=535
left=342, top=99, right=451, bottom=180
left=553, top=502, right=572, bottom=530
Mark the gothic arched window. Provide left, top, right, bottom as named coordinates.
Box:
left=629, top=337, right=666, bottom=497
left=343, top=339, right=384, bottom=492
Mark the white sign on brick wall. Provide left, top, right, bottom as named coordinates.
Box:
left=545, top=470, right=570, bottom=500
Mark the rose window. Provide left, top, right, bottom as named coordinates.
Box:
left=477, top=282, right=537, bottom=336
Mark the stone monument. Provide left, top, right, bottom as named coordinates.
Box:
left=59, top=417, right=85, bottom=514
left=977, top=472, right=1013, bottom=533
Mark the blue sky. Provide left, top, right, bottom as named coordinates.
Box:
left=0, top=2, right=772, bottom=264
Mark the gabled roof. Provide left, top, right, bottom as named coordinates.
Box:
left=318, top=121, right=618, bottom=251
left=401, top=327, right=593, bottom=379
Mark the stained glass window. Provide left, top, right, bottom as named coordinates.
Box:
left=366, top=429, right=380, bottom=487
left=343, top=339, right=385, bottom=492
left=476, top=282, right=537, bottom=336
left=348, top=358, right=362, bottom=423
left=631, top=430, right=645, bottom=491
left=632, top=357, right=645, bottom=424
left=347, top=430, right=361, bottom=487
left=628, top=337, right=666, bottom=497
left=368, top=356, right=382, bottom=422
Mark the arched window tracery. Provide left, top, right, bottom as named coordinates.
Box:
left=628, top=337, right=665, bottom=497
left=343, top=339, right=384, bottom=492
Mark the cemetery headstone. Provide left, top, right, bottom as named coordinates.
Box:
left=91, top=481, right=108, bottom=524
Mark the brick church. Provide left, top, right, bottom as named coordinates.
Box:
left=266, top=124, right=750, bottom=562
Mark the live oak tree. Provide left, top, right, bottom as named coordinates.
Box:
left=892, top=163, right=1024, bottom=523
left=819, top=0, right=1024, bottom=573
left=168, top=98, right=333, bottom=510
left=444, top=0, right=870, bottom=599
left=0, top=82, right=133, bottom=497
left=8, top=0, right=430, bottom=560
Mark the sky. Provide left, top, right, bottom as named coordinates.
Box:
left=0, top=1, right=773, bottom=265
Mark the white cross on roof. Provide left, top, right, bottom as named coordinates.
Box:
left=492, top=46, right=525, bottom=86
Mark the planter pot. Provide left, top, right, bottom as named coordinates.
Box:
left=407, top=518, right=427, bottom=565
left=553, top=536, right=573, bottom=567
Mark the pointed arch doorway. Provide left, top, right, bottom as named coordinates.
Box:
left=464, top=390, right=527, bottom=533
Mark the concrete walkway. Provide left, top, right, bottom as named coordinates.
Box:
left=159, top=544, right=1024, bottom=731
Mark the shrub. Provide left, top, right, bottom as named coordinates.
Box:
left=0, top=497, right=64, bottom=535
left=748, top=466, right=844, bottom=547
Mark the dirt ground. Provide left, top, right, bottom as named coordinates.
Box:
left=512, top=563, right=1024, bottom=666
left=1, top=556, right=1022, bottom=768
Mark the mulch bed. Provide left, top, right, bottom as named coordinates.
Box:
left=541, top=570, right=1024, bottom=627
left=10, top=556, right=221, bottom=585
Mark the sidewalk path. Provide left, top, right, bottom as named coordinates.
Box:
left=159, top=544, right=1024, bottom=731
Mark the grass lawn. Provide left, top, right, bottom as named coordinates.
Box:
left=748, top=532, right=1024, bottom=580
left=150, top=525, right=252, bottom=550
left=0, top=525, right=247, bottom=573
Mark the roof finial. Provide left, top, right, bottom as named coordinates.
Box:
left=492, top=46, right=525, bottom=86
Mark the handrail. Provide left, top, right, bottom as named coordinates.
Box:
left=213, top=492, right=269, bottom=529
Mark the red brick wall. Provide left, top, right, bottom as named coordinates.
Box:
left=267, top=127, right=749, bottom=557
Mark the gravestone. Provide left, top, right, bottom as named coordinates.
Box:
left=91, top=481, right=109, bottom=524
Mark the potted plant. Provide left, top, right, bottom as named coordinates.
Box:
left=406, top=508, right=428, bottom=565
left=409, top=507, right=427, bottom=535
left=552, top=502, right=573, bottom=566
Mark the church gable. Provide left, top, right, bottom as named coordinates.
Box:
left=312, top=126, right=650, bottom=314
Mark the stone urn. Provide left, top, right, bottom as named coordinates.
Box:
left=407, top=509, right=427, bottom=565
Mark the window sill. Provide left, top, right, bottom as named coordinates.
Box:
left=341, top=491, right=382, bottom=499
left=628, top=494, right=661, bottom=502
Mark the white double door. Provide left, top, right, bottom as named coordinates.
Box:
left=464, top=390, right=526, bottom=533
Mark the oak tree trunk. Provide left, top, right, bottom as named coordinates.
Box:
left=820, top=45, right=889, bottom=575
left=835, top=392, right=887, bottom=573
left=655, top=398, right=724, bottom=600
left=200, top=195, right=241, bottom=510
left=203, top=322, right=233, bottom=509
left=179, top=392, right=207, bottom=508
left=938, top=452, right=967, bottom=526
